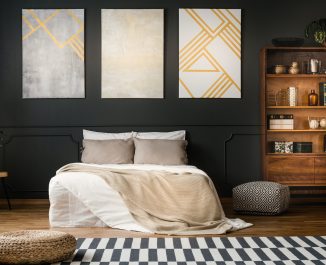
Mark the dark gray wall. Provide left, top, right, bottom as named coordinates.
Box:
left=0, top=0, right=325, bottom=198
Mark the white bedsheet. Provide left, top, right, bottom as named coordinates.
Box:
left=49, top=163, right=251, bottom=232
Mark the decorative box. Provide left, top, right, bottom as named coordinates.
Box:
left=270, top=141, right=293, bottom=153
left=293, top=142, right=312, bottom=153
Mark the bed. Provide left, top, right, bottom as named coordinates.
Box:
left=49, top=130, right=252, bottom=235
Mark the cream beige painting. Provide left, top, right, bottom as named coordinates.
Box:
left=101, top=9, right=164, bottom=98
left=22, top=9, right=84, bottom=98
left=179, top=9, right=241, bottom=98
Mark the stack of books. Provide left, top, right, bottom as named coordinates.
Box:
left=268, top=114, right=294, bottom=130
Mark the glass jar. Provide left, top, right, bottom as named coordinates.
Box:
left=308, top=89, right=318, bottom=106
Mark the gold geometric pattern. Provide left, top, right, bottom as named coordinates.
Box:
left=22, top=9, right=84, bottom=99
left=22, top=9, right=84, bottom=61
left=179, top=9, right=241, bottom=98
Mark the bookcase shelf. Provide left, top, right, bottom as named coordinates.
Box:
left=267, top=106, right=326, bottom=109
left=261, top=47, right=326, bottom=192
left=267, top=153, right=326, bottom=156
left=267, top=129, right=326, bottom=132
left=266, top=74, right=326, bottom=78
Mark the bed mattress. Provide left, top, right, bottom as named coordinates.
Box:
left=49, top=163, right=209, bottom=232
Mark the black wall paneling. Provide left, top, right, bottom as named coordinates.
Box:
left=224, top=133, right=262, bottom=188
left=1, top=0, right=326, bottom=198
left=0, top=126, right=261, bottom=197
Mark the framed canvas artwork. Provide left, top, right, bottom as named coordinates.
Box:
left=179, top=9, right=241, bottom=98
left=22, top=9, right=85, bottom=98
left=101, top=9, right=164, bottom=98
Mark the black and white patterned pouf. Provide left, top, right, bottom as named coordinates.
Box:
left=232, top=181, right=290, bottom=215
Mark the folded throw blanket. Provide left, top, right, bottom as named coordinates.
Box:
left=58, top=164, right=251, bottom=235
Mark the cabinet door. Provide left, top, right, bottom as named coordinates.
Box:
left=267, top=157, right=315, bottom=185
left=315, top=157, right=326, bottom=184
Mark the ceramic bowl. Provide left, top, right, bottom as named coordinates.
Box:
left=274, top=65, right=287, bottom=74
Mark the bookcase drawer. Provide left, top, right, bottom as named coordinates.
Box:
left=315, top=157, right=326, bottom=184
left=267, top=157, right=315, bottom=185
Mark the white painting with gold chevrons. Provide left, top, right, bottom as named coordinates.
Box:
left=179, top=9, right=241, bottom=98
left=22, top=9, right=84, bottom=98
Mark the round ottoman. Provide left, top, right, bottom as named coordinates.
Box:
left=233, top=181, right=290, bottom=215
left=0, top=230, right=76, bottom=264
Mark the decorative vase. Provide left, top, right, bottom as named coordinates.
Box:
left=308, top=89, right=319, bottom=106
left=288, top=62, right=300, bottom=74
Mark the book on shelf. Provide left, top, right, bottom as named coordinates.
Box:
left=268, top=114, right=293, bottom=119
left=320, top=82, right=326, bottom=106
left=269, top=124, right=294, bottom=129
left=269, top=119, right=294, bottom=125
left=293, top=142, right=312, bottom=153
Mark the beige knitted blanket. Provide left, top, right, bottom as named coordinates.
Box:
left=58, top=164, right=234, bottom=235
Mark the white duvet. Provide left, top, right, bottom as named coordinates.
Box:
left=49, top=163, right=251, bottom=233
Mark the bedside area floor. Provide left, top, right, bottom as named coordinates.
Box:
left=0, top=198, right=325, bottom=238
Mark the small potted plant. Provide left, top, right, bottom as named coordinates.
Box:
left=305, top=19, right=326, bottom=46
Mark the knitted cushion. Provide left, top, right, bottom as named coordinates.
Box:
left=0, top=230, right=76, bottom=264
left=233, top=181, right=290, bottom=215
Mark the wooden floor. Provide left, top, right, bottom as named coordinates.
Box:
left=0, top=198, right=325, bottom=238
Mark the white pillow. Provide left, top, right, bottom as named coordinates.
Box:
left=135, top=130, right=186, bottom=140
left=83, top=129, right=135, bottom=140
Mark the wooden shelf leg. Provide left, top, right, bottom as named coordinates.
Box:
left=1, top=178, right=11, bottom=210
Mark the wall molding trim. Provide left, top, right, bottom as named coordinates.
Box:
left=224, top=133, right=262, bottom=185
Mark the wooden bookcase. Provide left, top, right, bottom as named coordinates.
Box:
left=260, top=47, right=326, bottom=192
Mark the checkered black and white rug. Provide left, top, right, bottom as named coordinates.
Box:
left=54, top=236, right=326, bottom=265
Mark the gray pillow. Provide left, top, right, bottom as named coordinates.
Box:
left=81, top=139, right=134, bottom=164
left=134, top=138, right=188, bottom=165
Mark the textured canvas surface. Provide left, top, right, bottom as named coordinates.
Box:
left=22, top=9, right=85, bottom=98
left=101, top=9, right=164, bottom=98
left=179, top=9, right=241, bottom=98
left=54, top=236, right=326, bottom=264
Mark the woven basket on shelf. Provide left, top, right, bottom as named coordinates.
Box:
left=0, top=230, right=76, bottom=264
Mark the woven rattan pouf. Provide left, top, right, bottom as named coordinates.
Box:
left=233, top=181, right=290, bottom=215
left=0, top=230, right=76, bottom=264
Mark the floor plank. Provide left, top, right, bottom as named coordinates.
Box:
left=0, top=198, right=325, bottom=238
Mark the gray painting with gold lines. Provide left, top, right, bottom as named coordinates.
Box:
left=22, top=9, right=84, bottom=98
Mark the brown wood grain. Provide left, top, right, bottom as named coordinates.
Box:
left=266, top=131, right=325, bottom=153
left=0, top=198, right=325, bottom=237
left=261, top=47, right=326, bottom=191
left=267, top=156, right=315, bottom=184
left=315, top=157, right=326, bottom=184
left=266, top=77, right=326, bottom=107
